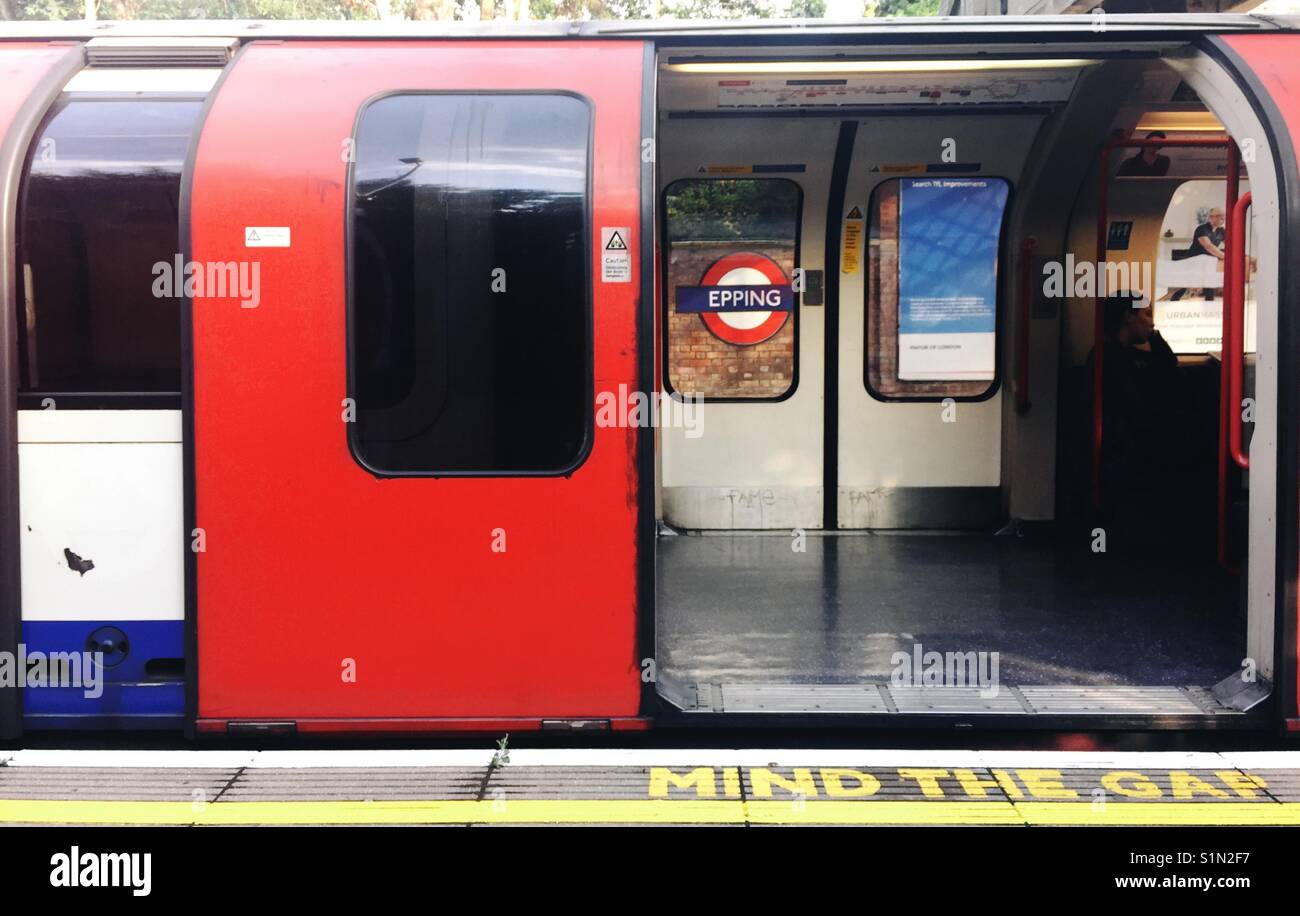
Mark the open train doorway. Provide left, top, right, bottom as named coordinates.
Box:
left=652, top=42, right=1276, bottom=723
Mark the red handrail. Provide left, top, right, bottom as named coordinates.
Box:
left=1093, top=136, right=1233, bottom=512
left=1227, top=192, right=1252, bottom=471
left=1217, top=143, right=1240, bottom=570
left=1016, top=236, right=1037, bottom=415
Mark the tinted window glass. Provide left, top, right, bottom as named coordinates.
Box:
left=18, top=99, right=199, bottom=395
left=350, top=94, right=591, bottom=475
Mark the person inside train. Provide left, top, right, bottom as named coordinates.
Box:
left=1086, top=290, right=1198, bottom=552
left=1187, top=206, right=1227, bottom=260
left=1117, top=131, right=1171, bottom=177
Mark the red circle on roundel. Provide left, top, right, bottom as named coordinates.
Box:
left=697, top=251, right=791, bottom=346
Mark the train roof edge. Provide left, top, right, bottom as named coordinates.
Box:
left=0, top=14, right=1292, bottom=44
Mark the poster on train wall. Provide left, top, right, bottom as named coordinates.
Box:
left=897, top=177, right=1008, bottom=381
left=1152, top=178, right=1252, bottom=354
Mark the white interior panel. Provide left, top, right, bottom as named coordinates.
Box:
left=18, top=410, right=183, bottom=622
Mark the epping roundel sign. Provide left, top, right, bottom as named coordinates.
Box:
left=676, top=251, right=794, bottom=346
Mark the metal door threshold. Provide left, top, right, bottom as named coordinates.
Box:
left=660, top=681, right=1244, bottom=716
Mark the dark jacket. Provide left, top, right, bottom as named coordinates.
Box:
left=1085, top=332, right=1182, bottom=499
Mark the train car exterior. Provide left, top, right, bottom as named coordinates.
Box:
left=1, top=15, right=1299, bottom=739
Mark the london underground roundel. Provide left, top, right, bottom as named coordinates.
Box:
left=676, top=251, right=794, bottom=346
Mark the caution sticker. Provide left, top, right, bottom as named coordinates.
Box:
left=245, top=226, right=290, bottom=248
left=841, top=205, right=864, bottom=275
left=601, top=227, right=631, bottom=283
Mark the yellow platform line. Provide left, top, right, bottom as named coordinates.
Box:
left=0, top=799, right=745, bottom=826
left=1016, top=802, right=1300, bottom=826
left=4, top=798, right=1300, bottom=826
left=747, top=801, right=1026, bottom=825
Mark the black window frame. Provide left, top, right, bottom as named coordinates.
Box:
left=862, top=174, right=1013, bottom=404
left=344, top=89, right=596, bottom=479
left=660, top=176, right=804, bottom=405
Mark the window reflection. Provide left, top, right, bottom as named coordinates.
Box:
left=19, top=99, right=200, bottom=395
left=350, top=94, right=591, bottom=475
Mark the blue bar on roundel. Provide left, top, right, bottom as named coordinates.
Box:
left=676, top=284, right=794, bottom=313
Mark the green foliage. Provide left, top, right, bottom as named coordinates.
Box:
left=661, top=0, right=779, bottom=16
left=490, top=734, right=510, bottom=767
left=786, top=0, right=823, bottom=15
left=868, top=0, right=942, bottom=15
left=666, top=178, right=799, bottom=242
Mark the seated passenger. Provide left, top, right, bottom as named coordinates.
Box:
left=1085, top=291, right=1193, bottom=551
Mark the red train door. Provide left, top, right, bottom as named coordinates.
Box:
left=187, top=40, right=650, bottom=732
left=1214, top=34, right=1300, bottom=732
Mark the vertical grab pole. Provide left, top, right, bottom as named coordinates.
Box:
left=1218, top=144, right=1241, bottom=569
left=1229, top=192, right=1253, bottom=471
left=1016, top=236, right=1037, bottom=415
left=1092, top=144, right=1113, bottom=512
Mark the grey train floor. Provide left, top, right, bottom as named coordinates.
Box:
left=656, top=532, right=1244, bottom=689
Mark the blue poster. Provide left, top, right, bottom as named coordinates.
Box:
left=897, top=177, right=1008, bottom=381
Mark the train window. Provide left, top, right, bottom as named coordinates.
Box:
left=17, top=98, right=200, bottom=399
left=349, top=93, right=592, bottom=476
left=1152, top=179, right=1255, bottom=355
left=663, top=178, right=801, bottom=401
left=865, top=177, right=1009, bottom=400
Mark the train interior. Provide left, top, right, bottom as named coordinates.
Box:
left=651, top=41, right=1277, bottom=718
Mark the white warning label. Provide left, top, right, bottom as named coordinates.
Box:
left=245, top=226, right=291, bottom=248
left=601, top=227, right=632, bottom=283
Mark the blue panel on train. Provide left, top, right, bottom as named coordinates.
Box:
left=19, top=620, right=184, bottom=728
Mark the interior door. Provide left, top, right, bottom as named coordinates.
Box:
left=836, top=115, right=1041, bottom=529
left=657, top=118, right=837, bottom=530
left=188, top=40, right=649, bottom=727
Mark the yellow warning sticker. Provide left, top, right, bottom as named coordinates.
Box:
left=842, top=204, right=864, bottom=275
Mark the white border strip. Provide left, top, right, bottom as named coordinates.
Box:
left=3, top=748, right=1298, bottom=769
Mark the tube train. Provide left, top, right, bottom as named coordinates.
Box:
left=1, top=14, right=1298, bottom=738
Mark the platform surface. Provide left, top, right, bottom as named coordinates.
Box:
left=2, top=749, right=1299, bottom=825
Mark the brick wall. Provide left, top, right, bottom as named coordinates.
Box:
left=666, top=240, right=796, bottom=399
